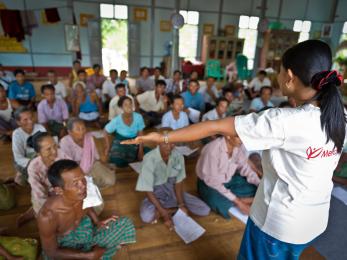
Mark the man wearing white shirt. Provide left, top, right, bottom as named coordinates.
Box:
left=102, top=69, right=118, bottom=104
left=248, top=70, right=271, bottom=98
left=202, top=97, right=228, bottom=121
left=47, top=70, right=67, bottom=101
left=108, top=83, right=134, bottom=120
left=149, top=67, right=165, bottom=82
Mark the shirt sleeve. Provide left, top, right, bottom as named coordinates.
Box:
left=105, top=118, right=118, bottom=134
left=182, top=112, right=189, bottom=127
left=12, top=132, right=30, bottom=168
left=235, top=108, right=285, bottom=151
left=108, top=98, right=117, bottom=121
left=136, top=113, right=145, bottom=132
left=102, top=81, right=108, bottom=95
left=8, top=84, right=16, bottom=99
left=237, top=146, right=260, bottom=186
left=200, top=153, right=236, bottom=202
left=28, top=161, right=48, bottom=214
left=37, top=102, right=47, bottom=124
left=136, top=92, right=147, bottom=106
left=61, top=100, right=69, bottom=120
left=249, top=99, right=258, bottom=111
left=29, top=83, right=36, bottom=99
left=136, top=157, right=155, bottom=191
left=175, top=154, right=186, bottom=183
left=61, top=83, right=67, bottom=98
left=161, top=113, right=170, bottom=127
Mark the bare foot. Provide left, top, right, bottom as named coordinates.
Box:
left=16, top=207, right=35, bottom=228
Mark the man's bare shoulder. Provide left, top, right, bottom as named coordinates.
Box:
left=38, top=196, right=62, bottom=220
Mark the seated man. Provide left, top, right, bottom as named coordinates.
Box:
left=68, top=60, right=82, bottom=88
left=60, top=118, right=115, bottom=189
left=116, top=70, right=130, bottom=94
left=181, top=79, right=205, bottom=113
left=37, top=84, right=69, bottom=138
left=196, top=136, right=261, bottom=218
left=136, top=67, right=155, bottom=94
left=102, top=69, right=118, bottom=106
left=47, top=70, right=67, bottom=101
left=136, top=80, right=168, bottom=127
left=38, top=159, right=136, bottom=259
left=202, top=97, right=228, bottom=121
left=248, top=70, right=271, bottom=98
left=136, top=128, right=210, bottom=228
left=8, top=69, right=36, bottom=109
left=108, top=83, right=135, bottom=121
left=162, top=95, right=189, bottom=130
left=149, top=67, right=165, bottom=82
left=12, top=106, right=46, bottom=186
left=199, top=76, right=220, bottom=111
left=165, top=70, right=182, bottom=97
left=87, top=64, right=106, bottom=96
left=249, top=86, right=274, bottom=113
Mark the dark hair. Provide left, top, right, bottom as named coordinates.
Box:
left=189, top=79, right=199, bottom=86
left=41, top=84, right=55, bottom=94
left=155, top=79, right=166, bottom=87
left=172, top=94, right=184, bottom=103
left=258, top=70, right=267, bottom=76
left=14, top=106, right=31, bottom=121
left=216, top=97, right=229, bottom=106
left=206, top=76, right=216, bottom=80
left=282, top=39, right=346, bottom=152
left=222, top=88, right=233, bottom=96
left=116, top=83, right=126, bottom=90
left=154, top=67, right=161, bottom=71
left=77, top=69, right=86, bottom=75
left=140, top=67, right=149, bottom=73
left=120, top=70, right=127, bottom=74
left=27, top=131, right=51, bottom=153
left=73, top=60, right=81, bottom=65
left=279, top=101, right=291, bottom=108
left=93, top=64, right=101, bottom=69
left=260, top=86, right=272, bottom=95
left=173, top=70, right=181, bottom=75
left=48, top=159, right=79, bottom=188
left=14, top=69, right=25, bottom=76
left=118, top=95, right=132, bottom=108
left=0, top=83, right=5, bottom=90
left=109, top=69, right=118, bottom=74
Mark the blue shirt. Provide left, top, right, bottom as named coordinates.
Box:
left=8, top=81, right=35, bottom=101
left=249, top=97, right=274, bottom=112
left=162, top=111, right=189, bottom=130
left=181, top=91, right=205, bottom=112
left=79, top=95, right=98, bottom=113
left=105, top=112, right=145, bottom=138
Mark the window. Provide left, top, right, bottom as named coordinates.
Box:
left=293, top=20, right=311, bottom=42
left=341, top=21, right=347, bottom=42
left=100, top=4, right=128, bottom=19
left=238, top=15, right=259, bottom=69
left=100, top=4, right=128, bottom=73
left=179, top=10, right=199, bottom=61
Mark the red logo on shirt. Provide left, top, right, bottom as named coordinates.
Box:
left=306, top=146, right=337, bottom=160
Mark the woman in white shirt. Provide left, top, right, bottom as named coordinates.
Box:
left=122, top=40, right=346, bottom=259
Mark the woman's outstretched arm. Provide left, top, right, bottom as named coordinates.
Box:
left=122, top=117, right=238, bottom=144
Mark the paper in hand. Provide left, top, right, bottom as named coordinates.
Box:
left=228, top=206, right=248, bottom=224
left=91, top=130, right=104, bottom=139
left=172, top=209, right=206, bottom=244
left=174, top=146, right=199, bottom=156
left=83, top=176, right=103, bottom=209
left=188, top=108, right=201, bottom=123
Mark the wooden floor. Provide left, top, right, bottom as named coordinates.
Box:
left=0, top=135, right=324, bottom=259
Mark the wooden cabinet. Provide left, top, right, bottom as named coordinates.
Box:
left=201, top=35, right=244, bottom=66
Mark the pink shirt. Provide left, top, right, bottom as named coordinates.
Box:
left=27, top=149, right=70, bottom=214
left=196, top=138, right=260, bottom=202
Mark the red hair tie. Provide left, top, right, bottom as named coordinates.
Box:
left=316, top=70, right=343, bottom=90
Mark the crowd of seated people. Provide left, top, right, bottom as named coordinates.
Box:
left=0, top=61, right=317, bottom=259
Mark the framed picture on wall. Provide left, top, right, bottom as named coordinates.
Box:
left=80, top=13, right=95, bottom=27
left=134, top=7, right=147, bottom=21
left=321, top=24, right=332, bottom=38
left=64, top=24, right=80, bottom=52
left=225, top=25, right=236, bottom=36
left=160, top=20, right=171, bottom=32
left=203, top=24, right=214, bottom=35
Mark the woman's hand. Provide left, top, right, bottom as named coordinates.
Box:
left=121, top=132, right=162, bottom=145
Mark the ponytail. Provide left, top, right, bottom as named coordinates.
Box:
left=311, top=71, right=346, bottom=152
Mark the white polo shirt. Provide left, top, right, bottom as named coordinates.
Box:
left=235, top=104, right=343, bottom=244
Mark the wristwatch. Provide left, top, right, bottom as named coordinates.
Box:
left=163, top=131, right=169, bottom=144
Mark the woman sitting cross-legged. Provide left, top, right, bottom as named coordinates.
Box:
left=103, top=96, right=149, bottom=168
left=196, top=136, right=261, bottom=218
left=73, top=82, right=102, bottom=128
left=60, top=117, right=115, bottom=189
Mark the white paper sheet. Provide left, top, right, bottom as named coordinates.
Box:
left=174, top=146, right=199, bottom=156
left=228, top=206, right=248, bottom=224
left=154, top=124, right=162, bottom=129
left=83, top=176, right=103, bottom=209
left=172, top=209, right=206, bottom=244
left=91, top=130, right=104, bottom=139
left=188, top=108, right=201, bottom=123
left=129, top=162, right=143, bottom=174
left=332, top=186, right=347, bottom=205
